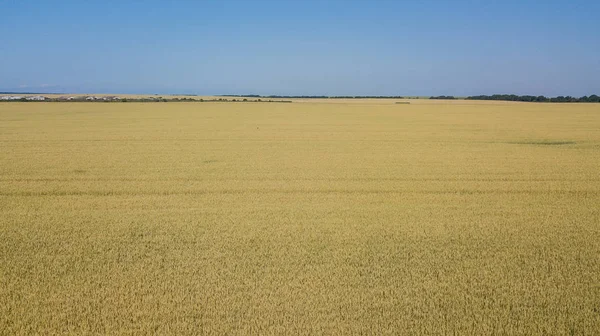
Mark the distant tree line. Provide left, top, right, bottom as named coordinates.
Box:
left=430, top=96, right=457, bottom=100
left=221, top=94, right=262, bottom=98
left=427, top=94, right=600, bottom=102
left=219, top=95, right=405, bottom=99
left=329, top=96, right=405, bottom=99
left=466, top=94, right=600, bottom=103
left=5, top=92, right=599, bottom=103
left=0, top=96, right=292, bottom=103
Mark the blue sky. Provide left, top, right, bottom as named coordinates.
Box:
left=1, top=0, right=599, bottom=96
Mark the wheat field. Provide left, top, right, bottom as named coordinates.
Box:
left=1, top=100, right=599, bottom=334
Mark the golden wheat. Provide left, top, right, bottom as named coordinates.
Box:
left=1, top=100, right=599, bottom=334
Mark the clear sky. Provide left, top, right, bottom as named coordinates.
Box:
left=1, top=0, right=599, bottom=96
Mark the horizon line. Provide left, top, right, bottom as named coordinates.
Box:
left=1, top=92, right=599, bottom=99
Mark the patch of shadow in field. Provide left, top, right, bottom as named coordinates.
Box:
left=72, top=169, right=87, bottom=174
left=203, top=160, right=218, bottom=164
left=508, top=140, right=576, bottom=146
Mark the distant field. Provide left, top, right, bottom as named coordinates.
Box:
left=1, top=101, right=599, bottom=334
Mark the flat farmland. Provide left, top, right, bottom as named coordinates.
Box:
left=1, top=101, right=599, bottom=334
